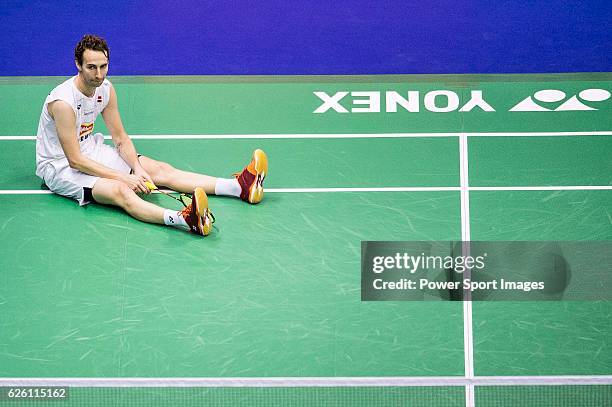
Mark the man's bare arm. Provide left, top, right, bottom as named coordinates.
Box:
left=101, top=85, right=142, bottom=171
left=49, top=100, right=149, bottom=193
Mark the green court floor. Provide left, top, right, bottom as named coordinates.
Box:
left=0, top=74, right=611, bottom=406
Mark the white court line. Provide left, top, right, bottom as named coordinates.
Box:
left=462, top=131, right=612, bottom=137
left=2, top=186, right=612, bottom=195
left=271, top=186, right=612, bottom=192
left=0, top=190, right=55, bottom=194
left=459, top=133, right=475, bottom=407
left=1, top=376, right=611, bottom=387
left=1, top=131, right=612, bottom=141
left=470, top=186, right=612, bottom=191
left=268, top=187, right=461, bottom=192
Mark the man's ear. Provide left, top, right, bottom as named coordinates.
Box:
left=75, top=60, right=82, bottom=72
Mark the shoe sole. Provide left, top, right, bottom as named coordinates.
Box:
left=248, top=149, right=268, bottom=204
left=193, top=187, right=212, bottom=236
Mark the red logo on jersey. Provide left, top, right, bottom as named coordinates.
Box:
left=79, top=122, right=94, bottom=138
left=97, top=95, right=103, bottom=103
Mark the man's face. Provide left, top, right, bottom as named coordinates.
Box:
left=77, top=49, right=108, bottom=87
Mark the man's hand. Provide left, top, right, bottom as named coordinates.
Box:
left=120, top=168, right=152, bottom=195
left=132, top=165, right=153, bottom=184
left=132, top=164, right=154, bottom=194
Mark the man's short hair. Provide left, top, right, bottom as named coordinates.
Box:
left=75, top=34, right=109, bottom=66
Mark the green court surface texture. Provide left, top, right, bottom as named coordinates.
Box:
left=0, top=74, right=611, bottom=406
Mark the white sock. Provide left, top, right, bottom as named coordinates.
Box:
left=163, top=209, right=188, bottom=228
left=214, top=178, right=241, bottom=197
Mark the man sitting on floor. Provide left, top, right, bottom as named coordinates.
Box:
left=36, top=34, right=267, bottom=236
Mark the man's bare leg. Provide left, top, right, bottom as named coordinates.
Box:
left=92, top=178, right=212, bottom=235
left=138, top=149, right=267, bottom=204
left=92, top=178, right=165, bottom=223
left=138, top=156, right=222, bottom=195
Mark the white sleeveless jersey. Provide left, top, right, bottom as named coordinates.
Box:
left=35, top=76, right=112, bottom=177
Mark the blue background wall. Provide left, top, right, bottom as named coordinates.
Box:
left=1, top=0, right=610, bottom=76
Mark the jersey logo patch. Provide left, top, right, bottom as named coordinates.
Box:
left=79, top=123, right=94, bottom=141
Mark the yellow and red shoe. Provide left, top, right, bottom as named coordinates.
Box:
left=179, top=187, right=213, bottom=236
left=234, top=149, right=268, bottom=204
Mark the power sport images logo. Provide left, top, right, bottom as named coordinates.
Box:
left=313, top=88, right=611, bottom=113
